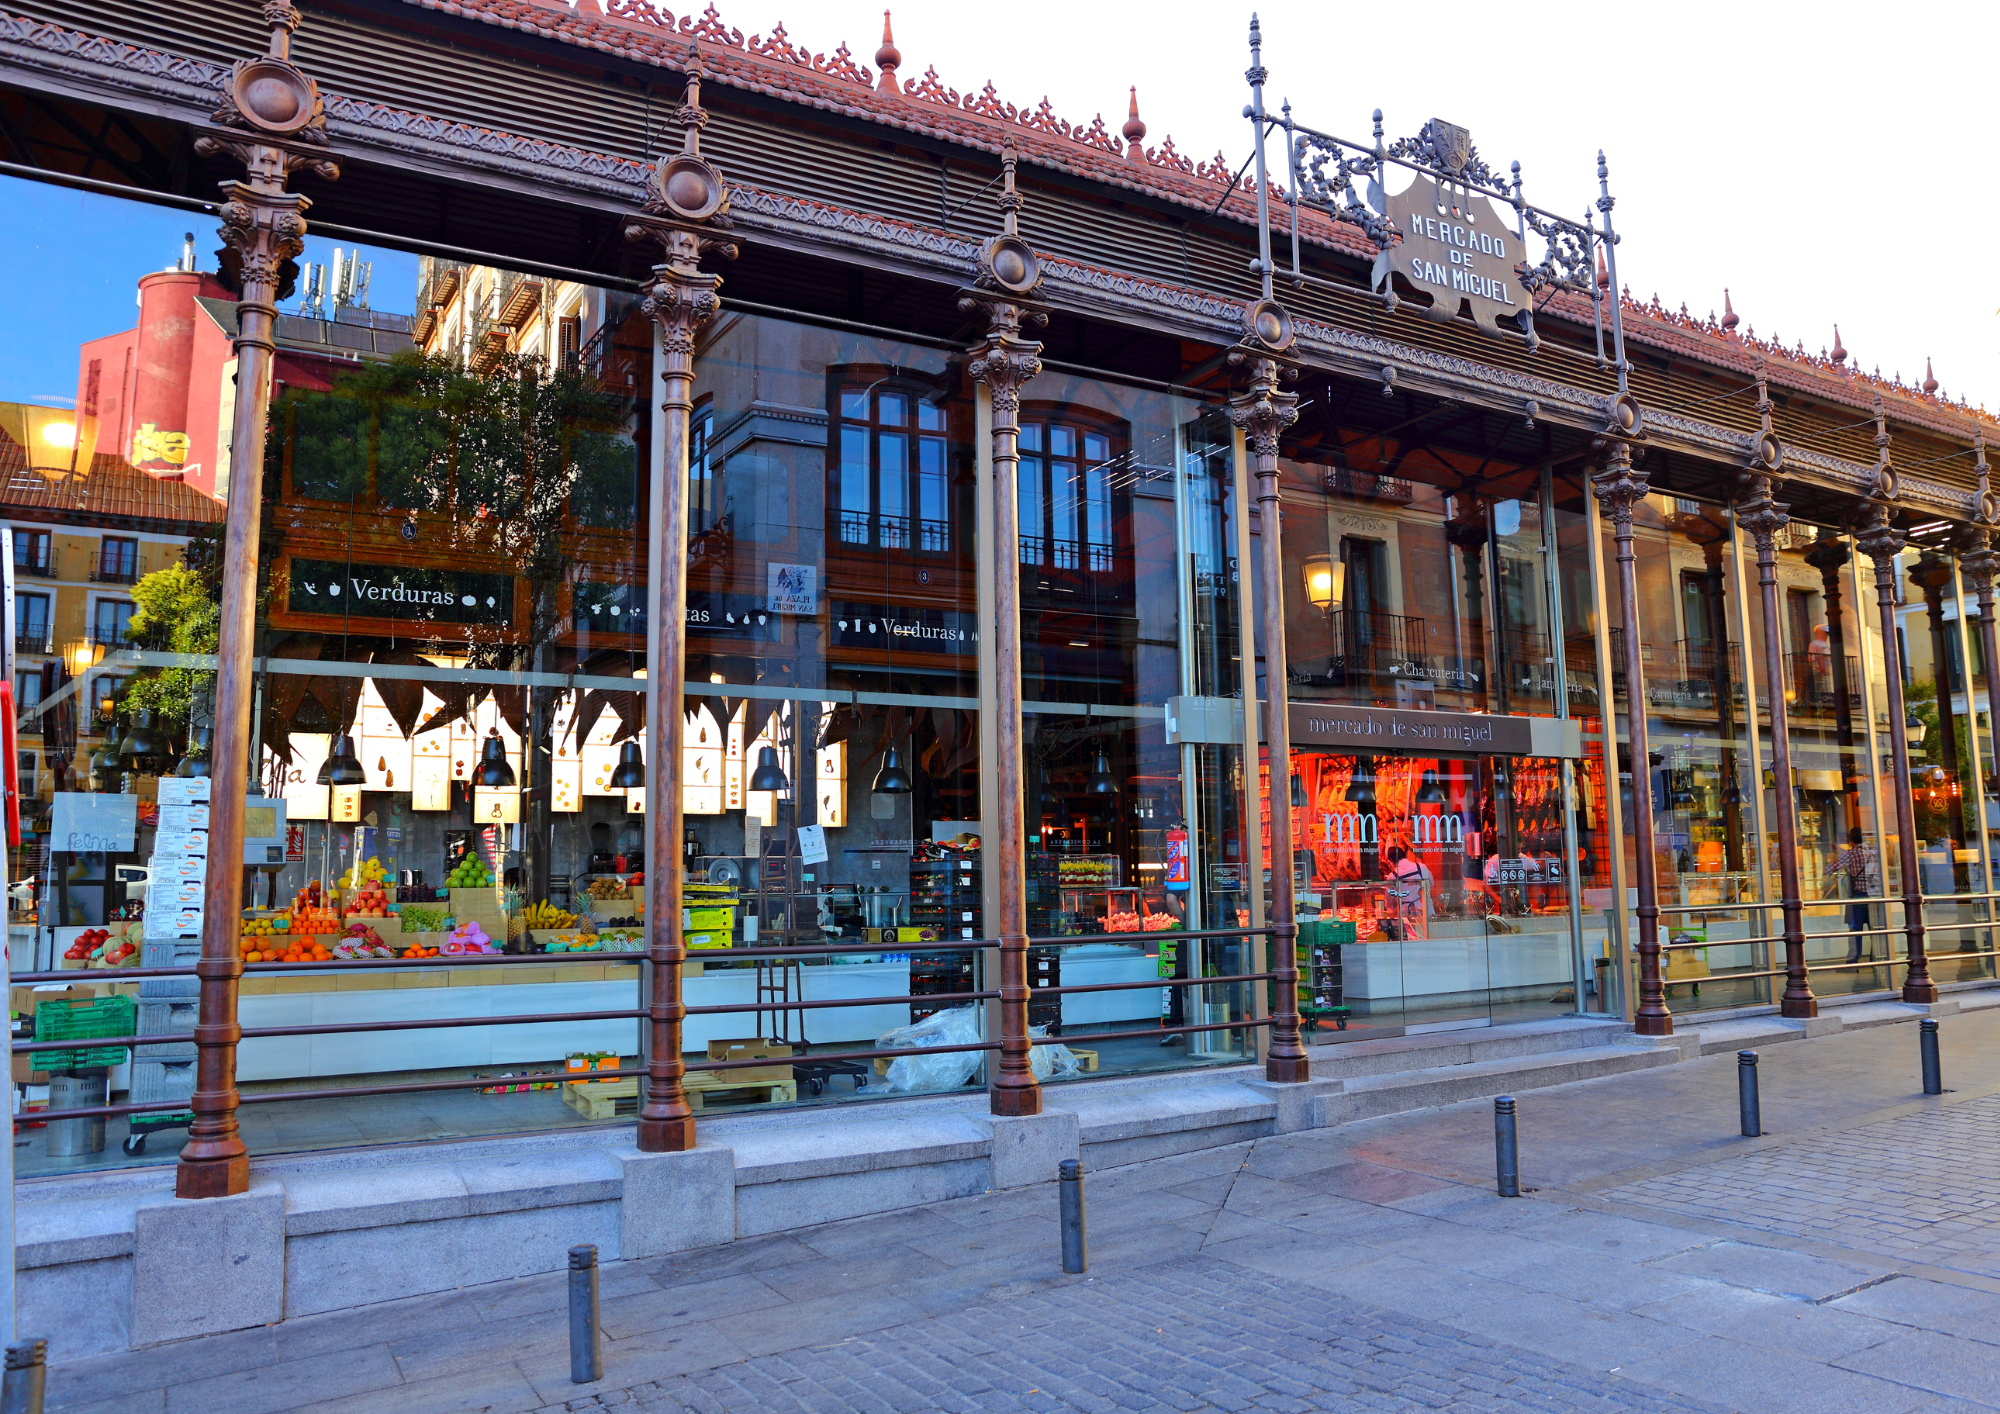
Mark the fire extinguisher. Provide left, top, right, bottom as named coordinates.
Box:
left=1164, top=821, right=1190, bottom=893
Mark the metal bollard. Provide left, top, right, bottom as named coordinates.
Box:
left=1494, top=1096, right=1520, bottom=1198
left=0, top=1339, right=47, bottom=1414
left=1738, top=1051, right=1761, bottom=1137
left=568, top=1244, right=601, bottom=1384
left=1921, top=1018, right=1943, bottom=1096
left=1059, top=1158, right=1088, bottom=1273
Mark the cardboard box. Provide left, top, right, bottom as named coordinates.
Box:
left=11, top=984, right=98, bottom=1017
left=703, top=1038, right=792, bottom=1085
left=11, top=1054, right=49, bottom=1085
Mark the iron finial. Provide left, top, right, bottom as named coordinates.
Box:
left=1831, top=324, right=1847, bottom=365
left=875, top=10, right=901, bottom=94
left=1123, top=87, right=1146, bottom=161
left=1720, top=289, right=1739, bottom=335
left=1924, top=358, right=1939, bottom=396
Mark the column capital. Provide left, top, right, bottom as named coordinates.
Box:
left=1226, top=349, right=1300, bottom=459
left=1959, top=528, right=1998, bottom=603
left=1734, top=471, right=1791, bottom=556
left=1854, top=505, right=1906, bottom=571
left=961, top=293, right=1046, bottom=406
left=1801, top=528, right=1851, bottom=582
left=1588, top=439, right=1650, bottom=526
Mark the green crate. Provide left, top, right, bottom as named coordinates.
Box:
left=683, top=904, right=736, bottom=933
left=35, top=994, right=136, bottom=1071
left=1298, top=918, right=1356, bottom=949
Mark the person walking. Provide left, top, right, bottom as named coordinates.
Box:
left=1834, top=826, right=1879, bottom=966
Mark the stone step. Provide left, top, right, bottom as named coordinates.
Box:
left=1306, top=1017, right=1624, bottom=1080
left=1317, top=1043, right=1679, bottom=1126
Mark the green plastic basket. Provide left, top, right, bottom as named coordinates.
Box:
left=34, top=994, right=137, bottom=1071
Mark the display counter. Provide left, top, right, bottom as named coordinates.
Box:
left=1340, top=918, right=1570, bottom=1002
left=228, top=944, right=1174, bottom=1081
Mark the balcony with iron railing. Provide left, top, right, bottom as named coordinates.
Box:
left=14, top=555, right=52, bottom=578
left=1783, top=653, right=1863, bottom=717
left=89, top=566, right=137, bottom=585
left=13, top=632, right=48, bottom=655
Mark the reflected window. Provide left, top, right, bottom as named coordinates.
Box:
left=1018, top=414, right=1119, bottom=572
left=91, top=598, right=133, bottom=647
left=11, top=529, right=48, bottom=577
left=97, top=536, right=138, bottom=583
left=833, top=380, right=950, bottom=552
left=15, top=591, right=48, bottom=651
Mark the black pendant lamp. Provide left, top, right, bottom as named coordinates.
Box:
left=1289, top=773, right=1307, bottom=810
left=871, top=747, right=913, bottom=794
left=319, top=731, right=367, bottom=787
left=1087, top=752, right=1119, bottom=796
left=118, top=709, right=160, bottom=763
left=608, top=740, right=645, bottom=790
left=175, top=724, right=212, bottom=778
left=1414, top=767, right=1447, bottom=804
left=472, top=728, right=516, bottom=788
left=749, top=745, right=789, bottom=793
left=1344, top=759, right=1376, bottom=805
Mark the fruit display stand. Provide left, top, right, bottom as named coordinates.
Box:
left=231, top=956, right=922, bottom=1082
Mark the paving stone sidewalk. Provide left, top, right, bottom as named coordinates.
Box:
left=45, top=1007, right=2000, bottom=1414
left=545, top=1261, right=1731, bottom=1414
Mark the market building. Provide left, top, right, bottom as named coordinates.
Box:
left=0, top=0, right=1995, bottom=1354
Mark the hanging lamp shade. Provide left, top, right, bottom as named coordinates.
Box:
left=871, top=747, right=913, bottom=794
left=321, top=732, right=367, bottom=787
left=1087, top=752, right=1119, bottom=795
left=1344, top=759, right=1376, bottom=804
left=118, top=709, right=160, bottom=762
left=1414, top=768, right=1447, bottom=804
left=175, top=725, right=213, bottom=778
left=608, top=740, right=645, bottom=790
left=1289, top=773, right=1307, bottom=810
left=472, top=729, right=515, bottom=787
left=749, top=745, right=789, bottom=793
left=1906, top=712, right=1927, bottom=745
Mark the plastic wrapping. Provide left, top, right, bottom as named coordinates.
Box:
left=873, top=1008, right=1083, bottom=1092
left=875, top=1005, right=983, bottom=1093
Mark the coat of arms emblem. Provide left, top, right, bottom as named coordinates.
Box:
left=1424, top=120, right=1473, bottom=176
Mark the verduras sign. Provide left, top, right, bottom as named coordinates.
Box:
left=287, top=559, right=515, bottom=629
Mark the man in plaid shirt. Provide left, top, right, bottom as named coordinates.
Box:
left=1835, top=826, right=1880, bottom=965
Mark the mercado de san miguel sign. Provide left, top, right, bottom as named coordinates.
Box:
left=1370, top=123, right=1529, bottom=335
left=1289, top=703, right=1580, bottom=760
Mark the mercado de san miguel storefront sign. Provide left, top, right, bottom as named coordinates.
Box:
left=1370, top=124, right=1529, bottom=335
left=1288, top=703, right=1580, bottom=759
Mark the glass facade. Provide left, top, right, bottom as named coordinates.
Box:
left=4, top=160, right=1994, bottom=1183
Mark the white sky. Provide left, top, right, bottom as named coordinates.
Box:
left=689, top=0, right=2000, bottom=413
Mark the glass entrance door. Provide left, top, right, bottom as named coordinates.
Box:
left=1293, top=749, right=1582, bottom=1036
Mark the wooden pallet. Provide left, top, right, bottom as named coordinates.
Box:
left=561, top=1077, right=638, bottom=1120
left=560, top=1075, right=798, bottom=1120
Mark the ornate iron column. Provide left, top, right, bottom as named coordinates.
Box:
left=1855, top=416, right=1939, bottom=1002
left=1229, top=307, right=1308, bottom=1082
left=1590, top=405, right=1672, bottom=1034
left=179, top=0, right=338, bottom=1199
left=624, top=47, right=736, bottom=1151
left=1803, top=529, right=1861, bottom=823
left=1907, top=551, right=1969, bottom=857
left=961, top=142, right=1045, bottom=1117
left=1736, top=392, right=1816, bottom=1017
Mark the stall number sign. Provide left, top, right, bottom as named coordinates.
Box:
left=1370, top=152, right=1528, bottom=334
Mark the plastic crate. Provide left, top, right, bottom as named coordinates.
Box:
left=683, top=904, right=736, bottom=933
left=34, top=994, right=137, bottom=1071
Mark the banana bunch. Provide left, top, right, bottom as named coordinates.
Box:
left=523, top=900, right=578, bottom=929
